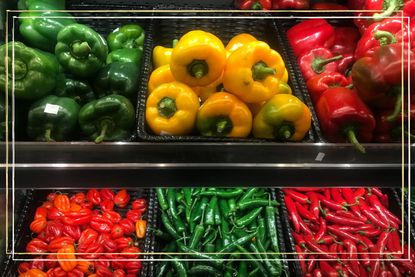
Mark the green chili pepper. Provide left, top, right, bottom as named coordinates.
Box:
left=157, top=188, right=169, bottom=210
left=175, top=190, right=184, bottom=203
left=155, top=229, right=172, bottom=241
left=257, top=218, right=266, bottom=246
left=183, top=188, right=192, bottom=206
left=176, top=242, right=223, bottom=269
left=189, top=220, right=204, bottom=250
left=156, top=241, right=177, bottom=277
left=218, top=231, right=257, bottom=254
left=248, top=267, right=260, bottom=277
left=215, top=237, right=222, bottom=252
left=233, top=228, right=250, bottom=238
left=237, top=261, right=248, bottom=277
left=238, top=188, right=257, bottom=204
left=191, top=197, right=209, bottom=223
left=169, top=257, right=187, bottom=277
left=205, top=196, right=218, bottom=226
left=238, top=199, right=279, bottom=211
left=228, top=199, right=236, bottom=213
left=166, top=189, right=186, bottom=233
left=224, top=268, right=233, bottom=277
left=218, top=199, right=231, bottom=218
left=257, top=237, right=282, bottom=277
left=235, top=207, right=263, bottom=227
left=265, top=206, right=280, bottom=253
left=188, top=265, right=221, bottom=277
left=204, top=229, right=217, bottom=245
left=165, top=271, right=173, bottom=277
left=214, top=204, right=221, bottom=226
left=248, top=242, right=264, bottom=262
left=204, top=242, right=215, bottom=253
left=198, top=189, right=244, bottom=198
left=236, top=245, right=269, bottom=277
left=161, top=212, right=180, bottom=240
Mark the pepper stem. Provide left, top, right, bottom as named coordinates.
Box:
left=373, top=0, right=401, bottom=21
left=312, top=55, right=343, bottom=74
left=72, top=41, right=91, bottom=58
left=44, top=128, right=54, bottom=142
left=251, top=2, right=263, bottom=9
left=158, top=97, right=177, bottom=119
left=172, top=39, right=179, bottom=48
left=95, top=123, right=108, bottom=144
left=188, top=60, right=208, bottom=79
left=274, top=124, right=295, bottom=141
left=387, top=91, right=402, bottom=122
left=345, top=128, right=366, bottom=154
left=216, top=119, right=230, bottom=134
left=13, top=59, right=28, bottom=80
left=252, top=61, right=276, bottom=81
left=374, top=30, right=398, bottom=46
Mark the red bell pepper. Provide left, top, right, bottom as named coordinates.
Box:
left=316, top=87, right=376, bottom=153
left=272, top=0, right=309, bottom=9
left=337, top=54, right=355, bottom=76
left=62, top=225, right=81, bottom=241
left=306, top=72, right=350, bottom=103
left=348, top=0, right=366, bottom=9
left=312, top=2, right=349, bottom=9
left=287, top=19, right=335, bottom=57
left=373, top=109, right=403, bottom=142
left=331, top=27, right=360, bottom=56
left=100, top=189, right=115, bottom=201
left=298, top=48, right=343, bottom=80
left=114, top=189, right=130, bottom=208
left=26, top=238, right=48, bottom=254
left=44, top=221, right=63, bottom=243
left=119, top=218, right=135, bottom=235
left=90, top=215, right=114, bottom=233
left=234, top=0, right=272, bottom=9
left=86, top=189, right=101, bottom=206
left=78, top=228, right=98, bottom=248
left=365, top=0, right=404, bottom=20
left=354, top=18, right=412, bottom=59
left=111, top=224, right=124, bottom=239
left=131, top=198, right=147, bottom=213
left=114, top=237, right=134, bottom=250
left=354, top=12, right=373, bottom=35
left=100, top=199, right=114, bottom=212
left=126, top=209, right=142, bottom=222
left=352, top=43, right=415, bottom=121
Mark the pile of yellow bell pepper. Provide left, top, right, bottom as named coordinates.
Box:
left=146, top=30, right=312, bottom=141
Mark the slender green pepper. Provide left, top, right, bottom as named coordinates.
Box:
left=238, top=199, right=279, bottom=211
left=189, top=219, right=204, bottom=250
left=183, top=188, right=192, bottom=207
left=236, top=245, right=269, bottom=277
left=155, top=229, right=172, bottom=241
left=218, top=199, right=230, bottom=218
left=167, top=189, right=178, bottom=217
left=204, top=242, right=215, bottom=253
left=176, top=191, right=184, bottom=203
left=188, top=265, right=221, bottom=277
left=55, top=74, right=95, bottom=105
left=55, top=23, right=108, bottom=78
left=257, top=237, right=282, bottom=277
left=214, top=204, right=221, bottom=226
left=237, top=261, right=248, bottom=277
left=0, top=41, right=59, bottom=100
left=249, top=242, right=264, bottom=262
left=78, top=94, right=135, bottom=143
left=156, top=242, right=177, bottom=277
left=198, top=189, right=244, bottom=198
left=161, top=212, right=180, bottom=240
left=235, top=207, right=263, bottom=227
left=191, top=197, right=209, bottom=223
left=224, top=268, right=233, bottom=277
left=27, top=95, right=80, bottom=141
left=169, top=258, right=187, bottom=277
left=176, top=242, right=223, bottom=269
left=238, top=188, right=257, bottom=204
left=248, top=268, right=260, bottom=277
left=204, top=230, right=217, bottom=245
left=107, top=24, right=145, bottom=51
left=218, top=231, right=257, bottom=254
left=205, top=196, right=218, bottom=226
left=93, top=62, right=139, bottom=99
left=265, top=206, right=280, bottom=253
left=157, top=188, right=169, bottom=210
left=228, top=199, right=236, bottom=213
left=107, top=48, right=142, bottom=66
left=165, top=271, right=173, bottom=277
left=257, top=218, right=267, bottom=246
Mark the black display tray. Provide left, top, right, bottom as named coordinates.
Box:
left=137, top=13, right=317, bottom=142
left=146, top=188, right=290, bottom=277
left=2, top=188, right=153, bottom=277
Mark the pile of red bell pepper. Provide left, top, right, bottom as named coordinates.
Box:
left=18, top=189, right=148, bottom=277
left=234, top=0, right=309, bottom=9
left=283, top=187, right=415, bottom=277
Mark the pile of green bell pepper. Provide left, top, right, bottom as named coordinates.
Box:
left=0, top=0, right=145, bottom=142
left=155, top=188, right=285, bottom=277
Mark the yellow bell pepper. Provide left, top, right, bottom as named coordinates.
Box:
left=146, top=81, right=200, bottom=136
left=226, top=33, right=257, bottom=52
left=248, top=82, right=292, bottom=116
left=192, top=72, right=223, bottom=102
left=253, top=94, right=311, bottom=141
left=282, top=68, right=289, bottom=83
left=147, top=65, right=175, bottom=95
left=197, top=92, right=252, bottom=138
left=152, top=39, right=178, bottom=69
left=223, top=41, right=286, bottom=104
left=170, top=30, right=226, bottom=87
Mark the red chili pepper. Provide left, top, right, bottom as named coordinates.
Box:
left=295, top=245, right=307, bottom=273
left=62, top=225, right=81, bottom=241
left=86, top=189, right=101, bottom=206
left=272, top=0, right=309, bottom=9
left=295, top=202, right=317, bottom=221
left=99, top=189, right=115, bottom=201
left=317, top=235, right=334, bottom=245
left=394, top=260, right=415, bottom=273
left=332, top=27, right=360, bottom=55
left=307, top=192, right=320, bottom=219
left=306, top=72, right=350, bottom=104
left=376, top=231, right=391, bottom=254
left=359, top=198, right=390, bottom=229
left=357, top=244, right=371, bottom=267
left=235, top=0, right=272, bottom=9
left=298, top=48, right=342, bottom=81
left=287, top=19, right=335, bottom=57
left=114, top=237, right=134, bottom=250
left=358, top=228, right=382, bottom=237
left=114, top=189, right=130, bottom=208
left=103, top=210, right=122, bottom=224
left=285, top=195, right=301, bottom=233
left=78, top=228, right=98, bottom=248
left=331, top=188, right=347, bottom=205
left=126, top=209, right=142, bottom=222
left=131, top=198, right=147, bottom=213
left=343, top=239, right=360, bottom=276
left=70, top=192, right=85, bottom=204
left=119, top=218, right=135, bottom=235
left=313, top=268, right=324, bottom=277
left=284, top=189, right=311, bottom=204
left=48, top=236, right=74, bottom=252
left=341, top=188, right=367, bottom=221
left=316, top=87, right=376, bottom=153
left=304, top=235, right=338, bottom=259
left=359, top=235, right=375, bottom=249
left=387, top=261, right=402, bottom=277
left=111, top=224, right=124, bottom=239
left=90, top=215, right=114, bottom=233
left=327, top=225, right=361, bottom=244
left=307, top=255, right=317, bottom=273
left=367, top=194, right=401, bottom=226
left=100, top=199, right=114, bottom=212
left=298, top=219, right=313, bottom=235
left=354, top=188, right=366, bottom=198
left=293, top=188, right=322, bottom=192
left=386, top=231, right=402, bottom=258
left=26, top=238, right=48, bottom=253
left=317, top=194, right=346, bottom=211
left=320, top=261, right=340, bottom=276
left=323, top=210, right=365, bottom=226
left=334, top=225, right=358, bottom=232
left=315, top=217, right=326, bottom=241
left=293, top=232, right=306, bottom=246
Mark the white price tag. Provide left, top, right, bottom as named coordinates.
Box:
left=44, top=104, right=60, bottom=115
left=315, top=152, right=325, bottom=162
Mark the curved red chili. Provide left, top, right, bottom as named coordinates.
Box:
left=341, top=188, right=367, bottom=221
left=315, top=217, right=326, bottom=241
left=323, top=210, right=365, bottom=226
left=343, top=239, right=359, bottom=276
left=285, top=195, right=301, bottom=233
left=295, top=245, right=307, bottom=274
left=307, top=192, right=320, bottom=218
left=304, top=236, right=338, bottom=259
left=295, top=202, right=317, bottom=221
left=320, top=261, right=339, bottom=277
left=357, top=244, right=371, bottom=267
left=327, top=225, right=361, bottom=244
left=284, top=189, right=311, bottom=204
left=359, top=199, right=389, bottom=229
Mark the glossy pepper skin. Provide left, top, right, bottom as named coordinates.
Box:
left=316, top=88, right=376, bottom=153
left=235, top=0, right=272, bottom=9
left=306, top=72, right=350, bottom=103
left=170, top=30, right=226, bottom=87
left=55, top=23, right=108, bottom=78
left=107, top=24, right=145, bottom=51
left=192, top=73, right=223, bottom=103
left=287, top=19, right=335, bottom=57
left=272, top=0, right=310, bottom=9
left=106, top=48, right=142, bottom=67
left=365, top=0, right=404, bottom=20
left=55, top=74, right=95, bottom=105
left=253, top=94, right=311, bottom=141
left=146, top=82, right=199, bottom=136
left=18, top=0, right=65, bottom=10
left=373, top=109, right=402, bottom=142
left=27, top=95, right=80, bottom=142
left=57, top=244, right=77, bottom=272
left=197, top=92, right=252, bottom=138
left=147, top=65, right=175, bottom=95
left=0, top=41, right=59, bottom=100
left=223, top=41, right=285, bottom=103
left=152, top=40, right=177, bottom=69
left=226, top=33, right=257, bottom=53
left=331, top=27, right=360, bottom=55
left=354, top=18, right=412, bottom=59
left=93, top=62, right=139, bottom=99
left=352, top=44, right=415, bottom=121
left=298, top=48, right=343, bottom=81
left=19, top=11, right=75, bottom=53
left=78, top=94, right=135, bottom=143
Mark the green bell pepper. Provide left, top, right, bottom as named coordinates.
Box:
left=27, top=95, right=80, bottom=141
left=107, top=24, right=145, bottom=51
left=0, top=93, right=11, bottom=141
left=106, top=48, right=142, bottom=66
left=0, top=41, right=59, bottom=100
left=55, top=74, right=95, bottom=105
left=78, top=94, right=135, bottom=143
left=55, top=23, right=108, bottom=78
left=19, top=11, right=76, bottom=52
left=93, top=62, right=139, bottom=99
left=18, top=0, right=65, bottom=10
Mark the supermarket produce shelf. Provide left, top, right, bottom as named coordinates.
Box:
left=0, top=142, right=409, bottom=188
